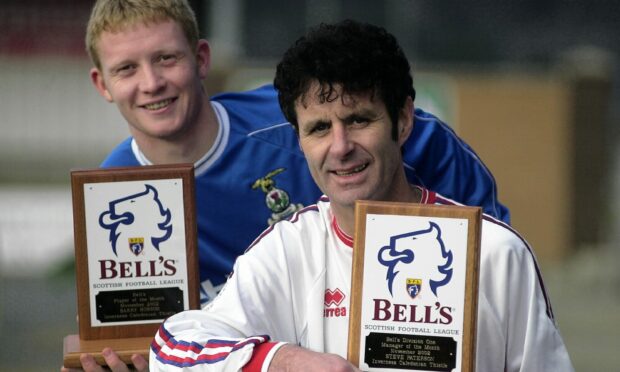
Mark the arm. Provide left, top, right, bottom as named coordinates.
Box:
left=151, top=318, right=361, bottom=372
left=268, top=344, right=361, bottom=372
left=150, top=225, right=301, bottom=371
left=478, top=220, right=574, bottom=371
left=149, top=265, right=286, bottom=370
left=402, top=109, right=510, bottom=223
left=150, top=310, right=283, bottom=371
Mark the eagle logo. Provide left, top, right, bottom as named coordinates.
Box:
left=99, top=184, right=172, bottom=257
left=377, top=222, right=453, bottom=298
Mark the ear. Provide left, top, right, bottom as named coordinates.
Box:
left=397, top=96, right=414, bottom=146
left=195, top=39, right=211, bottom=79
left=90, top=67, right=113, bottom=102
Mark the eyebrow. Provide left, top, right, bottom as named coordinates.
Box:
left=107, top=60, right=132, bottom=73
left=299, top=118, right=330, bottom=133
left=336, top=107, right=382, bottom=122
left=106, top=47, right=183, bottom=73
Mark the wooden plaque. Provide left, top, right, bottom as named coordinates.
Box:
left=63, top=164, right=199, bottom=367
left=348, top=200, right=481, bottom=371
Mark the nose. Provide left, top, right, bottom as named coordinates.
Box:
left=139, top=65, right=165, bottom=94
left=329, top=124, right=354, bottom=158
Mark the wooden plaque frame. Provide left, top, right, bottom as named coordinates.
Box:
left=348, top=200, right=481, bottom=371
left=63, top=164, right=199, bottom=367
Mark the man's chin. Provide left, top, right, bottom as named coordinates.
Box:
left=143, top=126, right=186, bottom=141
left=328, top=190, right=371, bottom=208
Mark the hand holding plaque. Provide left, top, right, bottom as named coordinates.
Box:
left=63, top=164, right=199, bottom=368
left=348, top=201, right=481, bottom=372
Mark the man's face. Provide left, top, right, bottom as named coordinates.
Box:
left=90, top=20, right=209, bottom=141
left=296, top=83, right=413, bottom=210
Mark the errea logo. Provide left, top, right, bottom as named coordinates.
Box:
left=324, top=288, right=347, bottom=318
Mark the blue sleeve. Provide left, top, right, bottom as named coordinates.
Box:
left=402, top=109, right=510, bottom=223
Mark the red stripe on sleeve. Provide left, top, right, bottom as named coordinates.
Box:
left=241, top=341, right=280, bottom=372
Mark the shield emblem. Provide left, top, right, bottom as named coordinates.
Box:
left=128, top=237, right=144, bottom=256
left=406, top=278, right=422, bottom=299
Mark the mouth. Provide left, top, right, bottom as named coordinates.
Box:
left=142, top=98, right=175, bottom=111
left=333, top=163, right=368, bottom=176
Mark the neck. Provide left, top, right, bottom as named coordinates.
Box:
left=332, top=183, right=422, bottom=238
left=133, top=97, right=218, bottom=165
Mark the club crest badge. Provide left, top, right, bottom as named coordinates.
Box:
left=252, top=168, right=304, bottom=225
left=128, top=237, right=145, bottom=256
left=406, top=278, right=422, bottom=299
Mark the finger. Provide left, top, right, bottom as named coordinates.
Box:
left=130, top=353, right=149, bottom=372
left=102, top=348, right=130, bottom=372
left=79, top=353, right=105, bottom=372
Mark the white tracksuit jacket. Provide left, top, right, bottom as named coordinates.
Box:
left=150, top=189, right=573, bottom=371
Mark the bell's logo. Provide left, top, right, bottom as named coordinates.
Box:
left=99, top=184, right=172, bottom=257
left=378, top=222, right=453, bottom=298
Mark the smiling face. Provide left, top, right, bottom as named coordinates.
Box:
left=90, top=19, right=210, bottom=142
left=296, top=82, right=414, bottom=214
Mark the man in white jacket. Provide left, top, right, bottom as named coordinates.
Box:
left=150, top=20, right=574, bottom=371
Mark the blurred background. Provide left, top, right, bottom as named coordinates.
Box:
left=1, top=0, right=619, bottom=370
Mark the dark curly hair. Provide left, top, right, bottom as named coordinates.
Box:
left=274, top=19, right=415, bottom=139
